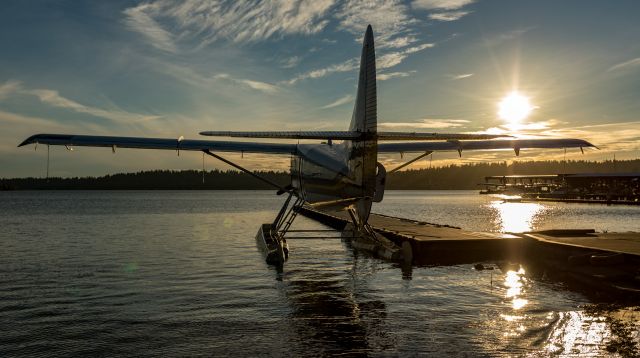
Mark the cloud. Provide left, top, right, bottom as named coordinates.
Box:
left=123, top=0, right=335, bottom=49
left=377, top=43, right=435, bottom=69
left=320, top=94, right=353, bottom=109
left=123, top=3, right=178, bottom=53
left=0, top=109, right=63, bottom=127
left=450, top=73, right=473, bottom=80
left=284, top=58, right=359, bottom=85
left=483, top=27, right=535, bottom=47
left=428, top=11, right=470, bottom=21
left=281, top=56, right=301, bottom=69
left=27, top=89, right=160, bottom=123
left=378, top=71, right=414, bottom=81
left=607, top=57, right=640, bottom=72
left=0, top=80, right=160, bottom=124
left=124, top=0, right=436, bottom=87
left=214, top=73, right=279, bottom=93
left=472, top=119, right=563, bottom=137
left=335, top=0, right=419, bottom=49
left=379, top=119, right=470, bottom=129
left=285, top=41, right=433, bottom=85
left=0, top=80, right=22, bottom=100
left=412, top=0, right=474, bottom=10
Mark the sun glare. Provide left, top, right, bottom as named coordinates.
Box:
left=498, top=92, right=533, bottom=124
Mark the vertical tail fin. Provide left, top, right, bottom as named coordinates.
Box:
left=349, top=25, right=377, bottom=133
left=347, top=25, right=377, bottom=224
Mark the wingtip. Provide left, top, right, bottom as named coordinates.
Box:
left=582, top=139, right=598, bottom=149
left=18, top=134, right=38, bottom=147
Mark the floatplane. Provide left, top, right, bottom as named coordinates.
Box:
left=19, top=25, right=594, bottom=265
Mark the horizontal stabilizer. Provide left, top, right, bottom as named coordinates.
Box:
left=199, top=130, right=509, bottom=141
left=18, top=134, right=297, bottom=154
left=200, top=131, right=361, bottom=140
left=377, top=132, right=510, bottom=140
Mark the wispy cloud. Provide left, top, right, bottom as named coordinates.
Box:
left=378, top=71, right=414, bottom=81
left=450, top=73, right=473, bottom=80
left=123, top=3, right=178, bottom=53
left=412, top=0, right=475, bottom=10
left=0, top=109, right=64, bottom=127
left=335, top=0, right=418, bottom=49
left=377, top=43, right=435, bottom=69
left=285, top=41, right=433, bottom=85
left=483, top=27, right=535, bottom=47
left=320, top=94, right=353, bottom=109
left=124, top=0, right=436, bottom=87
left=281, top=56, right=301, bottom=69
left=428, top=11, right=470, bottom=21
left=607, top=57, right=640, bottom=72
left=0, top=80, right=160, bottom=124
left=284, top=58, right=359, bottom=85
left=28, top=89, right=161, bottom=123
left=123, top=0, right=335, bottom=50
left=214, top=74, right=279, bottom=93
left=479, top=119, right=563, bottom=136
left=379, top=118, right=469, bottom=129
left=0, top=80, right=21, bottom=100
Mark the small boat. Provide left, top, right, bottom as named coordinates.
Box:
left=255, top=223, right=289, bottom=265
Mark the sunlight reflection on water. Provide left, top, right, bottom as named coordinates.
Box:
left=489, top=200, right=546, bottom=232
left=504, top=267, right=528, bottom=310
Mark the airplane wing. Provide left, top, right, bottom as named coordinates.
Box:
left=199, top=130, right=508, bottom=141
left=18, top=134, right=297, bottom=154
left=378, top=138, right=595, bottom=154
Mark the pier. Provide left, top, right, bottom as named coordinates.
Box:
left=299, top=206, right=640, bottom=297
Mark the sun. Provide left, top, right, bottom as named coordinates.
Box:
left=498, top=91, right=533, bottom=124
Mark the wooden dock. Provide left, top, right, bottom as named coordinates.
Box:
left=298, top=206, right=640, bottom=297
left=524, top=230, right=640, bottom=256
left=299, top=206, right=640, bottom=260
left=298, top=206, right=523, bottom=265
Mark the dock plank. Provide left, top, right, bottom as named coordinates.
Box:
left=525, top=232, right=640, bottom=256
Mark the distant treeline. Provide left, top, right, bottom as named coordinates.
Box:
left=386, top=159, right=640, bottom=190
left=2, top=159, right=639, bottom=190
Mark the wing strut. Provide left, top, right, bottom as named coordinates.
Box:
left=388, top=151, right=433, bottom=173
left=202, top=149, right=289, bottom=193
left=46, top=144, right=50, bottom=180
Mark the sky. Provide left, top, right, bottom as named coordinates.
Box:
left=1, top=0, right=639, bottom=177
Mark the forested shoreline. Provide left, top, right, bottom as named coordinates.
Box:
left=2, top=159, right=639, bottom=190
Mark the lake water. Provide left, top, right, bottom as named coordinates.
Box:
left=1, top=190, right=638, bottom=356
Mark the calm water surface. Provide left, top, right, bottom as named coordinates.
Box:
left=1, top=190, right=638, bottom=356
